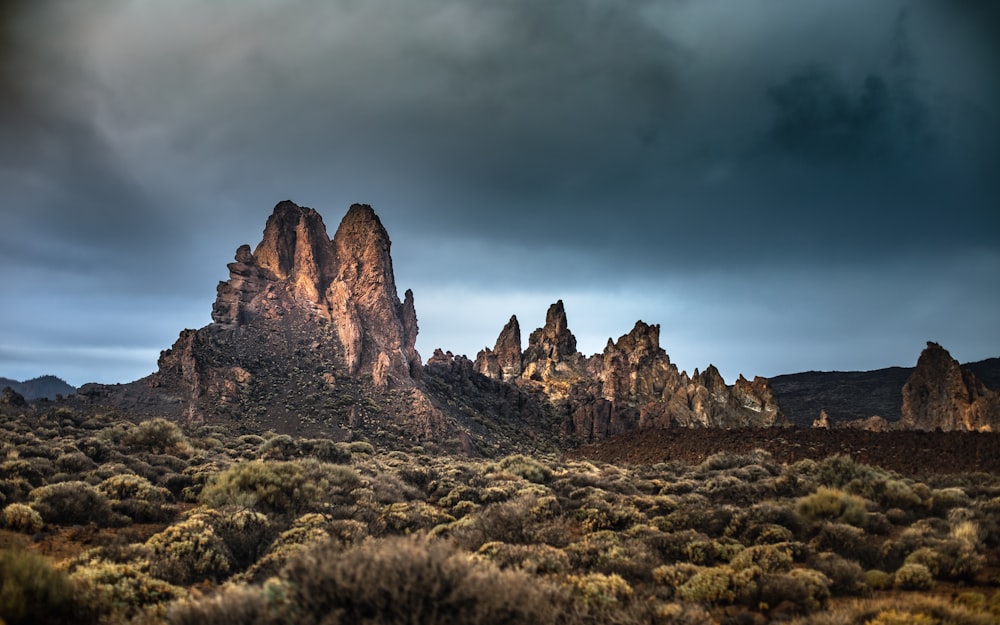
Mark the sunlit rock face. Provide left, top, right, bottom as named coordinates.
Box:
left=75, top=199, right=792, bottom=451
left=211, top=201, right=419, bottom=383
left=901, top=342, right=999, bottom=432
left=476, top=302, right=788, bottom=442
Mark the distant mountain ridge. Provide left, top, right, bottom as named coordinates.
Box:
left=0, top=375, right=76, bottom=400
left=771, top=356, right=1000, bottom=428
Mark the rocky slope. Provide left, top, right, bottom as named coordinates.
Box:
left=475, top=301, right=787, bottom=442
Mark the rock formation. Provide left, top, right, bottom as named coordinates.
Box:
left=210, top=201, right=419, bottom=382
left=475, top=316, right=522, bottom=381
left=74, top=199, right=792, bottom=452
left=901, top=342, right=1000, bottom=431
left=475, top=302, right=787, bottom=442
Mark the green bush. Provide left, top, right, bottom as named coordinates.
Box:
left=0, top=549, right=74, bottom=625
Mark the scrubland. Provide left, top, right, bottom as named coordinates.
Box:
left=1, top=407, right=999, bottom=624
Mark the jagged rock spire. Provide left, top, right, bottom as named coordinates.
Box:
left=210, top=200, right=419, bottom=383
left=901, top=342, right=998, bottom=431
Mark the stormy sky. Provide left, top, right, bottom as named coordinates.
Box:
left=2, top=0, right=998, bottom=388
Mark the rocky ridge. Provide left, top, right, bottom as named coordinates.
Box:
left=475, top=301, right=787, bottom=442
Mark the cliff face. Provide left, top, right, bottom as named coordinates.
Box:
left=211, top=201, right=418, bottom=384
left=901, top=342, right=999, bottom=431
left=474, top=302, right=787, bottom=442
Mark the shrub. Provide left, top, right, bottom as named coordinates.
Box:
left=676, top=566, right=738, bottom=603
left=562, top=572, right=633, bottom=609
left=145, top=513, right=233, bottom=585
left=0, top=549, right=74, bottom=625
left=200, top=459, right=359, bottom=514
left=894, top=562, right=934, bottom=590
left=759, top=568, right=831, bottom=614
left=2, top=503, right=43, bottom=533
left=864, top=569, right=894, bottom=590
left=796, top=487, right=868, bottom=528
left=55, top=451, right=97, bottom=474
left=653, top=562, right=703, bottom=590
left=278, top=535, right=563, bottom=625
left=810, top=522, right=878, bottom=566
left=376, top=501, right=456, bottom=535
left=29, top=481, right=113, bottom=525
left=476, top=541, right=570, bottom=574
left=98, top=473, right=176, bottom=523
left=125, top=418, right=186, bottom=453
left=808, top=552, right=865, bottom=594
left=69, top=560, right=183, bottom=623
left=495, top=454, right=553, bottom=484
left=730, top=544, right=793, bottom=573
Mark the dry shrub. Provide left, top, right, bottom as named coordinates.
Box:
left=278, top=535, right=563, bottom=625
left=125, top=418, right=186, bottom=454
left=200, top=459, right=359, bottom=514
left=2, top=502, right=43, bottom=533
left=476, top=541, right=570, bottom=574
left=98, top=473, right=176, bottom=523
left=145, top=513, right=233, bottom=585
left=494, top=454, right=553, bottom=484
left=375, top=501, right=455, bottom=534
left=68, top=559, right=183, bottom=623
left=894, top=562, right=934, bottom=590
left=0, top=549, right=75, bottom=625
left=796, top=487, right=869, bottom=528
left=29, top=481, right=114, bottom=525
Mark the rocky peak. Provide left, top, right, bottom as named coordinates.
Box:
left=525, top=300, right=577, bottom=363
left=494, top=315, right=523, bottom=379
left=327, top=203, right=419, bottom=380
left=901, top=342, right=999, bottom=431
left=475, top=315, right=523, bottom=381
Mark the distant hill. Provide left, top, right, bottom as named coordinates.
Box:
left=0, top=375, right=77, bottom=400
left=770, top=357, right=999, bottom=428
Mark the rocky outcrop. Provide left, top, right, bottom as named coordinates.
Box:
left=901, top=342, right=1000, bottom=431
left=211, top=201, right=418, bottom=383
left=476, top=302, right=787, bottom=442
left=475, top=316, right=522, bottom=381
left=71, top=199, right=796, bottom=451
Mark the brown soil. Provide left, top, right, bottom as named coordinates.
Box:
left=566, top=428, right=1000, bottom=477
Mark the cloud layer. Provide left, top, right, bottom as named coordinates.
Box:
left=2, top=0, right=997, bottom=386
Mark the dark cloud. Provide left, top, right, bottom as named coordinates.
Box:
left=1, top=0, right=998, bottom=385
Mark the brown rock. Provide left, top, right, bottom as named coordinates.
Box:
left=475, top=315, right=523, bottom=381
left=901, top=341, right=1000, bottom=431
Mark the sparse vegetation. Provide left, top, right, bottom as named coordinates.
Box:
left=0, top=406, right=998, bottom=624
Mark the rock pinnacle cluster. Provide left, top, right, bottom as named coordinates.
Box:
left=73, top=200, right=997, bottom=452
